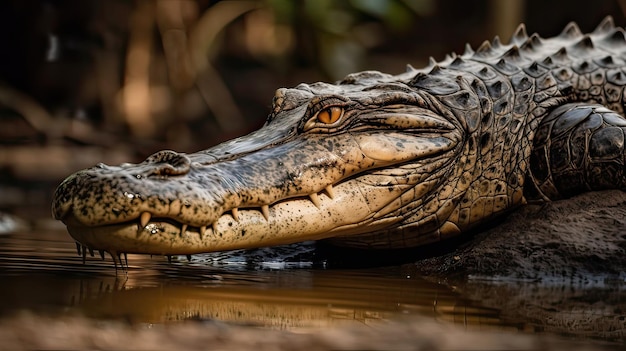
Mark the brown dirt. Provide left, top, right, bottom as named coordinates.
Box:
left=0, top=312, right=612, bottom=351
left=415, top=190, right=626, bottom=279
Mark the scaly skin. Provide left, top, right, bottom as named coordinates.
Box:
left=52, top=18, right=626, bottom=259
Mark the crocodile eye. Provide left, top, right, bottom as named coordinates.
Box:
left=317, top=106, right=343, bottom=124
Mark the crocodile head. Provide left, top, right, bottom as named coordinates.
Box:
left=52, top=69, right=518, bottom=256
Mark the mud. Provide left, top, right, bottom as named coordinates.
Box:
left=0, top=312, right=612, bottom=351
left=415, top=190, right=626, bottom=279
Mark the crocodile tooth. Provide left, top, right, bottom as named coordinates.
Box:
left=181, top=224, right=188, bottom=237
left=325, top=185, right=335, bottom=199
left=99, top=250, right=105, bottom=260
left=75, top=242, right=81, bottom=256
left=121, top=254, right=128, bottom=271
left=199, top=226, right=206, bottom=239
left=89, top=247, right=95, bottom=257
left=261, top=205, right=270, bottom=221
left=108, top=252, right=119, bottom=271
left=309, top=193, right=321, bottom=208
left=231, top=208, right=239, bottom=221
left=140, top=212, right=151, bottom=227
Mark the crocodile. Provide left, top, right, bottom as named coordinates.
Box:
left=52, top=17, right=626, bottom=263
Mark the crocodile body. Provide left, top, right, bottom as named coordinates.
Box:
left=53, top=18, right=626, bottom=259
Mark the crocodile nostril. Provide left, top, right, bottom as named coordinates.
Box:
left=144, top=150, right=191, bottom=176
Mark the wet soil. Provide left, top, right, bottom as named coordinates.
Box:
left=0, top=312, right=614, bottom=351
left=415, top=190, right=626, bottom=280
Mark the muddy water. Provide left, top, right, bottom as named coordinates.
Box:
left=1, top=223, right=625, bottom=345
left=0, top=227, right=489, bottom=327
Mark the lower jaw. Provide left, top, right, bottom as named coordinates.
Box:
left=65, top=211, right=292, bottom=256
left=67, top=221, right=209, bottom=255
left=63, top=193, right=377, bottom=255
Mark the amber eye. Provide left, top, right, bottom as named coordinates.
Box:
left=317, top=106, right=343, bottom=124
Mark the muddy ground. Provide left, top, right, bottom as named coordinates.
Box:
left=416, top=190, right=626, bottom=280
left=0, top=312, right=614, bottom=351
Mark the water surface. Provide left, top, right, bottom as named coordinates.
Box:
left=0, top=223, right=624, bottom=343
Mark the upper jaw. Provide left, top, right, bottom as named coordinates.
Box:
left=59, top=151, right=458, bottom=255
left=60, top=174, right=381, bottom=255
left=53, top=122, right=459, bottom=230
left=52, top=136, right=346, bottom=229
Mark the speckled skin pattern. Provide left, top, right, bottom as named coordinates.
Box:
left=53, top=18, right=626, bottom=257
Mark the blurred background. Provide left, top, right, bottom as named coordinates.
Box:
left=0, top=0, right=625, bottom=223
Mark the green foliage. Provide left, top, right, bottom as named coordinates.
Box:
left=264, top=0, right=432, bottom=79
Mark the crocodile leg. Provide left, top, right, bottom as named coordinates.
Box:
left=527, top=103, right=626, bottom=201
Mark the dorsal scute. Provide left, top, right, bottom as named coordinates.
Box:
left=573, top=35, right=594, bottom=51
left=598, top=55, right=615, bottom=66
left=474, top=40, right=493, bottom=56
left=427, top=57, right=437, bottom=69
left=463, top=43, right=474, bottom=56
left=594, top=16, right=615, bottom=34
left=511, top=23, right=528, bottom=45
left=449, top=56, right=466, bottom=67
left=397, top=17, right=624, bottom=90
left=429, top=64, right=443, bottom=74
left=524, top=60, right=549, bottom=78
left=503, top=45, right=521, bottom=60
left=554, top=47, right=568, bottom=61
left=603, top=27, right=626, bottom=45
left=560, top=21, right=583, bottom=38
left=543, top=56, right=554, bottom=67
left=492, top=35, right=502, bottom=49
left=521, top=33, right=542, bottom=52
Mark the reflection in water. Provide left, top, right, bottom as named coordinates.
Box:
left=458, top=279, right=626, bottom=341
left=0, top=227, right=624, bottom=343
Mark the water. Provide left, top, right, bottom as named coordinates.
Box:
left=0, top=221, right=625, bottom=344
left=0, top=225, right=497, bottom=327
